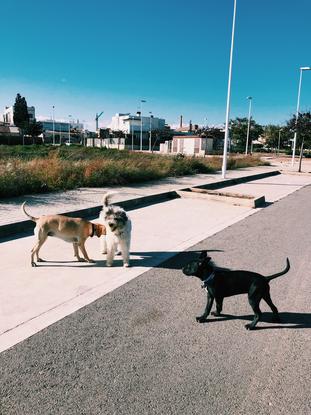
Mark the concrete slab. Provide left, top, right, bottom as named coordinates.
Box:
left=176, top=188, right=266, bottom=208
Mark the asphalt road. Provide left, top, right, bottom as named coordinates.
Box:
left=1, top=185, right=311, bottom=415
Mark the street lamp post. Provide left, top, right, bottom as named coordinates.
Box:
left=140, top=99, right=146, bottom=151
left=277, top=128, right=283, bottom=156
left=68, top=115, right=72, bottom=145
left=222, top=0, right=237, bottom=179
left=52, top=106, right=55, bottom=146
left=292, top=66, right=311, bottom=166
left=149, top=111, right=152, bottom=152
left=245, top=96, right=252, bottom=155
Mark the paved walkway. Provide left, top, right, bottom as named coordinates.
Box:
left=0, top=165, right=277, bottom=226
left=1, top=169, right=311, bottom=353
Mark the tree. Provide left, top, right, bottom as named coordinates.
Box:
left=13, top=94, right=29, bottom=129
left=113, top=130, right=125, bottom=150
left=286, top=111, right=311, bottom=171
left=263, top=125, right=290, bottom=153
left=13, top=93, right=29, bottom=145
left=229, top=117, right=263, bottom=152
left=25, top=120, right=43, bottom=144
left=264, top=125, right=281, bottom=150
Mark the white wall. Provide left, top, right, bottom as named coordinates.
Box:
left=110, top=113, right=165, bottom=133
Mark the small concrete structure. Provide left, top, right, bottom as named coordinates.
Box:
left=161, top=135, right=213, bottom=156
left=177, top=188, right=266, bottom=208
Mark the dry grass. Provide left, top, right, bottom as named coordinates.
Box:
left=0, top=146, right=269, bottom=198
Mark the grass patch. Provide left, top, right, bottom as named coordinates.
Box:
left=0, top=146, right=269, bottom=198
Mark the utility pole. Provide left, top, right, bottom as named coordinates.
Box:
left=95, top=111, right=104, bottom=147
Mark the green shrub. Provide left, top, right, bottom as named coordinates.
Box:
left=0, top=146, right=268, bottom=198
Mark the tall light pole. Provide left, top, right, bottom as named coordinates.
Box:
left=149, top=111, right=153, bottom=152
left=68, top=115, right=72, bottom=144
left=140, top=99, right=146, bottom=151
left=292, top=66, right=311, bottom=166
left=222, top=0, right=237, bottom=179
left=52, top=106, right=55, bottom=146
left=245, top=96, right=252, bottom=155
left=277, top=128, right=283, bottom=156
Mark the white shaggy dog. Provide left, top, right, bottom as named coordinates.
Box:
left=99, top=192, right=132, bottom=267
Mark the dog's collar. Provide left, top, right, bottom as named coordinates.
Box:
left=90, top=223, right=95, bottom=237
left=201, top=271, right=215, bottom=288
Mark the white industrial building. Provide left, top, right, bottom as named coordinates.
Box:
left=109, top=113, right=165, bottom=134
left=3, top=105, right=35, bottom=125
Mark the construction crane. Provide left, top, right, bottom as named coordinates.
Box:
left=95, top=111, right=104, bottom=134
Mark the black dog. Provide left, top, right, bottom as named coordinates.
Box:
left=182, top=251, right=290, bottom=330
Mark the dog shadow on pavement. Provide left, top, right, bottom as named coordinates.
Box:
left=200, top=312, right=311, bottom=330
left=129, top=249, right=223, bottom=270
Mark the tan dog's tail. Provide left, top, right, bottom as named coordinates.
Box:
left=21, top=202, right=38, bottom=222
left=103, top=192, right=117, bottom=207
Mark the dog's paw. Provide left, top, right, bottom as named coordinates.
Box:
left=77, top=258, right=86, bottom=262
left=87, top=259, right=96, bottom=263
left=31, top=262, right=37, bottom=267
left=106, top=262, right=113, bottom=267
left=37, top=258, right=45, bottom=262
left=123, top=263, right=130, bottom=268
left=245, top=323, right=256, bottom=330
left=196, top=316, right=207, bottom=323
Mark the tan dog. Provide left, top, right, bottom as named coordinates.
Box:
left=22, top=202, right=106, bottom=267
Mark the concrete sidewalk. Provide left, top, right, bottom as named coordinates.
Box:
left=1, top=170, right=311, bottom=353
left=0, top=166, right=279, bottom=237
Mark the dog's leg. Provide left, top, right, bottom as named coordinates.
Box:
left=78, top=242, right=95, bottom=263
left=116, top=244, right=122, bottom=256
left=73, top=243, right=85, bottom=262
left=263, top=290, right=280, bottom=323
left=196, top=292, right=214, bottom=323
left=106, top=243, right=117, bottom=267
left=119, top=238, right=130, bottom=267
left=100, top=235, right=107, bottom=254
left=31, top=233, right=48, bottom=267
left=245, top=296, right=262, bottom=330
left=211, top=297, right=223, bottom=316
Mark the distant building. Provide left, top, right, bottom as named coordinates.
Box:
left=107, top=112, right=165, bottom=150
left=3, top=105, right=35, bottom=125
left=0, top=122, right=22, bottom=144
left=110, top=112, right=165, bottom=134
left=160, top=135, right=213, bottom=156
left=40, top=119, right=84, bottom=143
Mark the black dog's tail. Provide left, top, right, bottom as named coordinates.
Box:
left=265, top=258, right=290, bottom=282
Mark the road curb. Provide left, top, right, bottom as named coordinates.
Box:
left=0, top=169, right=280, bottom=239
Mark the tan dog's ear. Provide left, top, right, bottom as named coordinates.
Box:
left=94, top=223, right=106, bottom=237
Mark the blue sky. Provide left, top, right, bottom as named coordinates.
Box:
left=1, top=0, right=311, bottom=130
